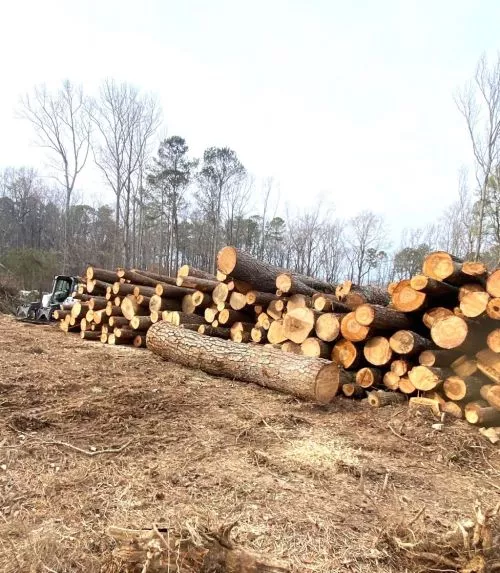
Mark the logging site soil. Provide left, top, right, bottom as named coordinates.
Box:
left=0, top=314, right=499, bottom=573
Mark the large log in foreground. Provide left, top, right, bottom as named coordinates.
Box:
left=146, top=321, right=342, bottom=403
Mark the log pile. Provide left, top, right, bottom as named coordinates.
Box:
left=60, top=248, right=500, bottom=429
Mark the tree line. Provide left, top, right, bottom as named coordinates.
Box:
left=2, top=53, right=500, bottom=291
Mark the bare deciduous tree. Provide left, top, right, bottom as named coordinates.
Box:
left=456, top=53, right=500, bottom=260
left=19, top=80, right=91, bottom=270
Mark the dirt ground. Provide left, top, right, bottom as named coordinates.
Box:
left=0, top=314, right=499, bottom=572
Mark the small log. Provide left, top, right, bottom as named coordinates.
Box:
left=88, top=296, right=108, bottom=311
left=342, top=383, right=366, bottom=398
left=389, top=330, right=433, bottom=356
left=459, top=287, right=490, bottom=318
left=480, top=383, right=496, bottom=402
left=198, top=325, right=231, bottom=339
left=133, top=335, right=147, bottom=348
left=130, top=316, right=153, bottom=331
left=419, top=349, right=462, bottom=368
left=218, top=308, right=250, bottom=325
left=441, top=401, right=463, bottom=419
left=251, top=326, right=267, bottom=343
left=383, top=371, right=400, bottom=390
left=301, top=337, right=332, bottom=358
left=422, top=306, right=454, bottom=329
left=486, top=269, right=500, bottom=297
left=430, top=315, right=468, bottom=349
left=363, top=336, right=392, bottom=366
left=192, top=291, right=212, bottom=308
left=121, top=296, right=149, bottom=321
left=150, top=311, right=161, bottom=323
left=182, top=294, right=196, bottom=314
left=170, top=312, right=205, bottom=327
left=275, top=273, right=318, bottom=296
left=283, top=307, right=316, bottom=344
left=256, top=313, right=271, bottom=330
left=458, top=283, right=484, bottom=302
left=152, top=284, right=195, bottom=298
left=336, top=280, right=390, bottom=306
left=107, top=333, right=133, bottom=345
left=443, top=374, right=485, bottom=402
left=331, top=339, right=363, bottom=369
left=80, top=330, right=102, bottom=341
left=486, top=297, right=500, bottom=320
left=267, top=300, right=284, bottom=320
left=131, top=269, right=177, bottom=285
left=100, top=332, right=108, bottom=343
left=246, top=291, right=280, bottom=306
left=231, top=330, right=251, bottom=343
left=398, top=376, right=416, bottom=394
left=176, top=275, right=218, bottom=292
left=108, top=316, right=130, bottom=328
left=487, top=329, right=500, bottom=353
left=229, top=292, right=247, bottom=311
left=315, top=313, right=342, bottom=342
left=117, top=268, right=160, bottom=288
left=112, top=282, right=136, bottom=296
left=92, top=310, right=108, bottom=325
left=464, top=401, right=500, bottom=425
left=312, top=293, right=350, bottom=313
left=177, top=265, right=217, bottom=281
left=410, top=275, right=459, bottom=296
left=230, top=321, right=254, bottom=335
left=391, top=359, right=410, bottom=376
left=113, top=327, right=136, bottom=341
left=340, top=312, right=372, bottom=342
left=356, top=367, right=383, bottom=388
left=148, top=295, right=182, bottom=313
left=463, top=260, right=488, bottom=280
left=212, top=283, right=230, bottom=304
left=368, top=390, right=405, bottom=407
left=267, top=319, right=287, bottom=344
left=355, top=304, right=412, bottom=330
left=408, top=366, right=450, bottom=391
left=204, top=306, right=219, bottom=324
left=282, top=341, right=303, bottom=354
left=136, top=295, right=151, bottom=308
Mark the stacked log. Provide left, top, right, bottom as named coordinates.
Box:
left=60, top=249, right=500, bottom=425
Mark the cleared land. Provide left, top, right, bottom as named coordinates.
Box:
left=0, top=314, right=498, bottom=572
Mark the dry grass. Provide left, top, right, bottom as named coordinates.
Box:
left=0, top=313, right=499, bottom=572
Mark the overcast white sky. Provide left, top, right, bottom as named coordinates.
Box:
left=1, top=0, right=499, bottom=242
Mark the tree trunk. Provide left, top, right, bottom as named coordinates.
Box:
left=331, top=340, right=362, bottom=369
left=109, top=316, right=131, bottom=328
left=86, top=267, right=118, bottom=283
left=410, top=275, right=459, bottom=296
left=418, top=349, right=462, bottom=368
left=430, top=315, right=469, bottom=349
left=443, top=374, right=485, bottom=402
left=267, top=300, right=284, bottom=320
left=283, top=307, right=317, bottom=343
left=148, top=295, right=182, bottom=313
left=177, top=276, right=219, bottom=292
left=170, top=312, right=205, bottom=326
left=177, top=265, right=217, bottom=281
left=146, top=322, right=342, bottom=403
left=354, top=304, right=413, bottom=330
left=340, top=312, right=372, bottom=342
left=363, top=336, right=392, bottom=366
left=112, top=282, right=136, bottom=296
left=335, top=281, right=390, bottom=307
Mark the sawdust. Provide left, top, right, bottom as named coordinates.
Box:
left=0, top=313, right=498, bottom=572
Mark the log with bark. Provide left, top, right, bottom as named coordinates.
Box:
left=283, top=308, right=317, bottom=344
left=354, top=304, right=413, bottom=330
left=363, top=336, right=392, bottom=366
left=443, top=374, right=485, bottom=402
left=335, top=281, right=390, bottom=308
left=356, top=367, right=382, bottom=388
left=146, top=322, right=343, bottom=403
left=389, top=330, right=433, bottom=356
left=331, top=339, right=363, bottom=369
left=368, top=390, right=405, bottom=407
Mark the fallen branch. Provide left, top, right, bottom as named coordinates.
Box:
left=43, top=439, right=132, bottom=456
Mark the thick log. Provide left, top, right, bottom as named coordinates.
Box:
left=354, top=304, right=413, bottom=330
left=336, top=281, right=390, bottom=307
left=443, top=374, right=485, bottom=402
left=487, top=329, right=500, bottom=353
left=422, top=307, right=454, bottom=329
left=87, top=279, right=112, bottom=295
left=363, top=336, right=392, bottom=366
left=430, top=315, right=468, bottom=349
left=315, top=313, right=342, bottom=342
left=177, top=265, right=217, bottom=281
left=331, top=340, right=363, bottom=369
left=71, top=301, right=89, bottom=318
left=282, top=341, right=303, bottom=354
left=408, top=366, right=450, bottom=391
left=398, top=377, right=416, bottom=394
left=486, top=269, right=500, bottom=297
left=130, top=316, right=153, bottom=331
left=389, top=330, right=433, bottom=356
left=419, top=349, right=462, bottom=368
left=464, top=401, right=500, bottom=425
left=86, top=267, right=117, bottom=283
left=459, top=287, right=490, bottom=318
left=218, top=246, right=320, bottom=294
left=149, top=295, right=182, bottom=313
left=176, top=276, right=219, bottom=292
left=300, top=337, right=332, bottom=358
left=383, top=371, right=400, bottom=390
left=410, top=275, right=459, bottom=296
left=342, top=383, right=366, bottom=398
left=121, top=295, right=149, bottom=321
left=219, top=308, right=250, bottom=325
left=283, top=307, right=316, bottom=344
left=422, top=251, right=470, bottom=286
left=368, top=390, right=405, bottom=408
left=391, top=359, right=410, bottom=376
left=146, top=322, right=342, bottom=403
left=267, top=319, right=287, bottom=344
left=391, top=281, right=426, bottom=312
left=229, top=292, right=248, bottom=311
left=198, top=325, right=231, bottom=339
left=112, top=282, right=136, bottom=296
left=340, top=312, right=372, bottom=342
left=356, top=367, right=383, bottom=388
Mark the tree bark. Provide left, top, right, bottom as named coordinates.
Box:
left=146, top=322, right=342, bottom=403
left=176, top=276, right=219, bottom=292
left=218, top=308, right=251, bottom=325
left=410, top=275, right=459, bottom=296
left=177, top=265, right=217, bottom=281
left=354, top=304, right=413, bottom=330
left=149, top=295, right=182, bottom=313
